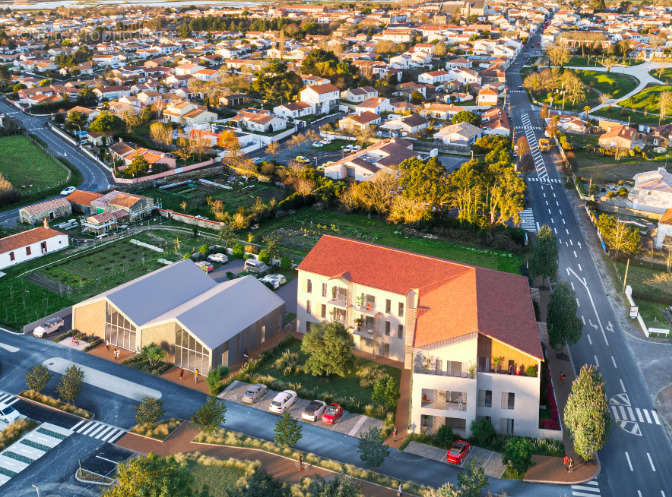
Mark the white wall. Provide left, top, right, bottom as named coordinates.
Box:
left=0, top=234, right=69, bottom=270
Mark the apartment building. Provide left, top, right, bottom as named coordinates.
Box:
left=296, top=236, right=543, bottom=438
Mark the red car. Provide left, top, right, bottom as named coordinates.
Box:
left=322, top=403, right=343, bottom=424
left=446, top=440, right=470, bottom=465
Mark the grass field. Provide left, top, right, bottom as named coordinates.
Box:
left=0, top=135, right=69, bottom=197
left=250, top=208, right=522, bottom=274
left=185, top=459, right=246, bottom=497
left=619, top=84, right=672, bottom=114
left=568, top=56, right=604, bottom=67
left=535, top=86, right=600, bottom=113
left=592, top=105, right=672, bottom=126
left=577, top=70, right=639, bottom=99
left=650, top=67, right=672, bottom=84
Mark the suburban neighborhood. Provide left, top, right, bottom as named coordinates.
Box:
left=0, top=0, right=670, bottom=497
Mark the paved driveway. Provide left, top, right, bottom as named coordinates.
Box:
left=276, top=278, right=297, bottom=313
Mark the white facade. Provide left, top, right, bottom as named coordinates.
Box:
left=300, top=85, right=340, bottom=115
left=0, top=232, right=69, bottom=270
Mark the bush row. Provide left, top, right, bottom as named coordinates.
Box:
left=20, top=390, right=92, bottom=418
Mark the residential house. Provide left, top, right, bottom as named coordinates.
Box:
left=232, top=108, right=287, bottom=134
left=598, top=124, right=637, bottom=150
left=338, top=112, right=382, bottom=132
left=300, top=83, right=340, bottom=115
left=341, top=87, right=378, bottom=103
left=476, top=86, right=498, bottom=107
left=380, top=114, right=429, bottom=136
left=630, top=168, right=672, bottom=214
left=434, top=122, right=483, bottom=146
left=355, top=97, right=393, bottom=116
left=109, top=141, right=177, bottom=170
left=272, top=101, right=314, bottom=120
left=66, top=190, right=104, bottom=216
left=0, top=225, right=69, bottom=270
left=296, top=235, right=543, bottom=438
left=418, top=70, right=453, bottom=85
left=19, top=198, right=72, bottom=225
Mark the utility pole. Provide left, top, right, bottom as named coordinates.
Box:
left=622, top=257, right=630, bottom=292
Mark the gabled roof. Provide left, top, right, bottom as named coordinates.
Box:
left=298, top=235, right=542, bottom=359
left=0, top=227, right=65, bottom=254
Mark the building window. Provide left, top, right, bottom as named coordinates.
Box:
left=501, top=392, right=515, bottom=410
left=321, top=304, right=326, bottom=319
left=9, top=251, right=14, bottom=261
left=385, top=299, right=391, bottom=313
left=397, top=324, right=404, bottom=339
left=105, top=302, right=137, bottom=352
left=501, top=418, right=515, bottom=435
left=383, top=343, right=390, bottom=357
left=478, top=389, right=492, bottom=408
left=41, top=241, right=47, bottom=254
left=306, top=279, right=312, bottom=293
left=385, top=321, right=390, bottom=336
left=175, top=324, right=210, bottom=373
left=26, top=246, right=31, bottom=256
left=398, top=302, right=404, bottom=317
left=261, top=325, right=266, bottom=344
left=306, top=300, right=311, bottom=314
left=321, top=283, right=327, bottom=297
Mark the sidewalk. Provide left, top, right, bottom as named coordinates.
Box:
left=115, top=422, right=406, bottom=497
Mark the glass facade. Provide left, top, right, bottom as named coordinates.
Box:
left=174, top=324, right=210, bottom=374
left=105, top=303, right=137, bottom=351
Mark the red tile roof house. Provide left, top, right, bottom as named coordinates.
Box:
left=19, top=198, right=72, bottom=225
left=296, top=235, right=544, bottom=439
left=0, top=226, right=69, bottom=270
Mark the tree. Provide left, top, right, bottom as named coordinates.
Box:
left=25, top=364, right=51, bottom=393
left=547, top=44, right=570, bottom=67
left=274, top=411, right=302, bottom=448
left=596, top=213, right=640, bottom=257
left=358, top=427, right=389, bottom=468
left=516, top=136, right=530, bottom=157
left=301, top=321, right=355, bottom=377
left=192, top=396, right=227, bottom=434
left=457, top=458, right=488, bottom=497
left=265, top=141, right=279, bottom=156
left=410, top=90, right=424, bottom=105
left=89, top=112, right=125, bottom=136
left=103, top=454, right=195, bottom=497
left=56, top=364, right=84, bottom=405
left=564, top=365, right=610, bottom=461
left=547, top=282, right=583, bottom=348
left=659, top=91, right=672, bottom=126
left=451, top=110, right=481, bottom=126
left=529, top=225, right=558, bottom=282
left=502, top=437, right=533, bottom=477
left=398, top=157, right=450, bottom=210
left=139, top=343, right=165, bottom=369
left=149, top=121, right=173, bottom=147
left=469, top=418, right=496, bottom=446
left=372, top=375, right=399, bottom=410
left=67, top=110, right=87, bottom=129
left=135, top=397, right=164, bottom=426
left=206, top=366, right=228, bottom=396
left=124, top=156, right=150, bottom=178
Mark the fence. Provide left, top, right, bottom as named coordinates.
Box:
left=625, top=285, right=670, bottom=337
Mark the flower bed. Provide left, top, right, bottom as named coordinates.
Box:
left=130, top=419, right=182, bottom=441
left=19, top=390, right=92, bottom=418
left=194, top=427, right=427, bottom=496
left=122, top=355, right=172, bottom=376
left=60, top=330, right=103, bottom=351
left=0, top=419, right=37, bottom=451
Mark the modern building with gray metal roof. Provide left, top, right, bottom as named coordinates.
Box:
left=72, top=260, right=285, bottom=373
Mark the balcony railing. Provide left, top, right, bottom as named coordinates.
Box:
left=328, top=297, right=348, bottom=308
left=477, top=362, right=538, bottom=378
left=421, top=397, right=467, bottom=411
left=414, top=363, right=472, bottom=378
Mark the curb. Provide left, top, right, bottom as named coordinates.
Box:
left=126, top=419, right=184, bottom=443
left=18, top=393, right=93, bottom=421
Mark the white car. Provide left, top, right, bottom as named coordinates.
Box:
left=312, top=141, right=323, bottom=148
left=244, top=259, right=269, bottom=274
left=207, top=253, right=229, bottom=264
left=60, top=186, right=76, bottom=196
left=0, top=403, right=24, bottom=424
left=260, top=274, right=287, bottom=289
left=269, top=390, right=298, bottom=414
left=301, top=400, right=326, bottom=422
left=33, top=317, right=65, bottom=338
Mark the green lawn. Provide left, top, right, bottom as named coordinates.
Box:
left=184, top=459, right=247, bottom=497
left=636, top=299, right=668, bottom=329
left=568, top=56, right=604, bottom=67
left=250, top=208, right=522, bottom=274
left=531, top=86, right=600, bottom=113
left=0, top=135, right=69, bottom=197
left=650, top=67, right=672, bottom=85
left=608, top=258, right=672, bottom=303
left=592, top=105, right=672, bottom=126
left=577, top=70, right=639, bottom=99
left=248, top=337, right=400, bottom=419
left=619, top=84, right=672, bottom=114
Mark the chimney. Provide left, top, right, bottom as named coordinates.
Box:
left=43, top=217, right=48, bottom=228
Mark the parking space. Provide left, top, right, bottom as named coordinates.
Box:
left=221, top=380, right=383, bottom=438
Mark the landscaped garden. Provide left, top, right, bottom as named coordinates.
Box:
left=576, top=70, right=639, bottom=99
left=650, top=67, right=672, bottom=85
left=618, top=84, right=672, bottom=114
left=249, top=207, right=523, bottom=274
left=593, top=105, right=672, bottom=126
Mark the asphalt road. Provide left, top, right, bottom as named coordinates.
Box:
left=0, top=99, right=113, bottom=227
left=508, top=26, right=672, bottom=497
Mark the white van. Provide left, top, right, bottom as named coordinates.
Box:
left=33, top=317, right=65, bottom=338
left=244, top=259, right=269, bottom=274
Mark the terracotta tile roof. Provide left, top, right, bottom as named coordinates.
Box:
left=0, top=227, right=65, bottom=254
left=66, top=190, right=103, bottom=206
left=298, top=235, right=542, bottom=359
left=20, top=198, right=70, bottom=215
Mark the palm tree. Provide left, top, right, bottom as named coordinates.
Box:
left=584, top=105, right=591, bottom=118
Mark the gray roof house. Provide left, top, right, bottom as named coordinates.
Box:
left=72, top=260, right=285, bottom=372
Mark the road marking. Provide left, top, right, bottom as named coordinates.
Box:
left=651, top=410, right=661, bottom=425
left=576, top=298, right=581, bottom=307
left=0, top=343, right=19, bottom=353
left=581, top=315, right=586, bottom=325
left=638, top=492, right=643, bottom=497
left=625, top=451, right=633, bottom=471
left=662, top=491, right=666, bottom=497
left=562, top=218, right=566, bottom=224
left=611, top=356, right=617, bottom=368
left=567, top=267, right=609, bottom=346
left=607, top=321, right=614, bottom=333
left=348, top=415, right=368, bottom=437
left=594, top=355, right=599, bottom=367
left=636, top=408, right=643, bottom=422
left=0, top=392, right=19, bottom=406
left=578, top=264, right=582, bottom=272
left=587, top=333, right=592, bottom=345
left=566, top=228, right=570, bottom=235
left=571, top=281, right=575, bottom=291
left=647, top=452, right=656, bottom=472
left=620, top=378, right=627, bottom=392
left=569, top=239, right=573, bottom=246
left=578, top=241, right=582, bottom=249
left=643, top=409, right=652, bottom=423
left=550, top=217, right=554, bottom=224
left=574, top=250, right=578, bottom=258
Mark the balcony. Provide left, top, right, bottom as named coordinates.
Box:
left=477, top=357, right=538, bottom=378
left=421, top=389, right=467, bottom=411
left=414, top=352, right=474, bottom=379
left=328, top=296, right=348, bottom=308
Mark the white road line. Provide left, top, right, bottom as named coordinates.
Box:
left=95, top=426, right=115, bottom=440
left=570, top=281, right=575, bottom=290
left=626, top=406, right=634, bottom=420
left=643, top=409, right=652, bottom=423
left=611, top=356, right=617, bottom=368
left=0, top=343, right=19, bottom=353
left=651, top=410, right=661, bottom=425
left=536, top=221, right=540, bottom=232
left=573, top=250, right=578, bottom=258
left=619, top=405, right=627, bottom=419
left=566, top=228, right=570, bottom=235
left=587, top=334, right=592, bottom=345
left=562, top=218, right=566, bottom=224
left=661, top=491, right=666, bottom=497
left=572, top=492, right=600, bottom=497
left=620, top=378, right=627, bottom=392
left=70, top=420, right=86, bottom=431
left=100, top=428, right=120, bottom=442
left=571, top=485, right=598, bottom=491
left=348, top=415, right=368, bottom=436
left=625, top=451, right=633, bottom=471
left=636, top=408, right=644, bottom=422
left=581, top=315, right=586, bottom=325
left=578, top=241, right=582, bottom=249
left=567, top=267, right=609, bottom=346
left=550, top=217, right=554, bottom=224
left=638, top=491, right=643, bottom=497
left=569, top=239, right=573, bottom=246
left=576, top=298, right=581, bottom=307
left=594, top=355, right=599, bottom=367
left=578, top=264, right=583, bottom=272
left=647, top=452, right=656, bottom=472
left=610, top=405, right=619, bottom=418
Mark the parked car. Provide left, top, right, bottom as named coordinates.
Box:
left=446, top=440, right=470, bottom=465
left=60, top=186, right=76, bottom=196
left=312, top=141, right=323, bottom=148
left=244, top=259, right=269, bottom=274
left=269, top=390, right=298, bottom=414
left=260, top=273, right=287, bottom=289
left=322, top=403, right=343, bottom=424
left=242, top=384, right=268, bottom=404
left=33, top=316, right=65, bottom=338
left=195, top=261, right=214, bottom=273
left=301, top=400, right=326, bottom=422
left=207, top=253, right=229, bottom=264
left=0, top=403, right=24, bottom=424
left=295, top=156, right=309, bottom=163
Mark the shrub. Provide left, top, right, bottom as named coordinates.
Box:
left=502, top=437, right=533, bottom=475
left=435, top=424, right=456, bottom=448
left=274, top=350, right=301, bottom=376
left=525, top=365, right=538, bottom=377
left=193, top=397, right=227, bottom=434
left=206, top=366, right=229, bottom=396
left=470, top=418, right=496, bottom=446
left=135, top=397, right=164, bottom=426
left=56, top=364, right=84, bottom=405
left=232, top=243, right=244, bottom=258
left=257, top=249, right=270, bottom=263
left=280, top=256, right=291, bottom=270
left=25, top=365, right=51, bottom=393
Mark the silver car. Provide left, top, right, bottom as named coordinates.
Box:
left=242, top=384, right=267, bottom=404
left=301, top=400, right=326, bottom=422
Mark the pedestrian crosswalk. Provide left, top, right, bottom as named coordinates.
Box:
left=519, top=208, right=537, bottom=233
left=521, top=113, right=549, bottom=182
left=527, top=177, right=563, bottom=184
left=571, top=479, right=600, bottom=497
left=610, top=405, right=661, bottom=425
left=70, top=420, right=126, bottom=443
left=0, top=423, right=72, bottom=487
left=0, top=392, right=19, bottom=407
